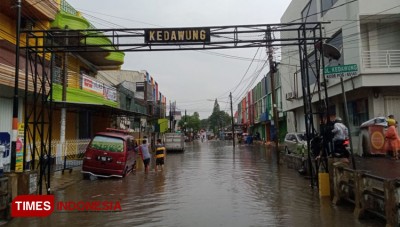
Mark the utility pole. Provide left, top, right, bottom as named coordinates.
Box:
left=60, top=27, right=68, bottom=169
left=11, top=0, right=22, bottom=172
left=172, top=101, right=176, bottom=133
left=184, top=109, right=187, bottom=135
left=169, top=100, right=172, bottom=132
left=266, top=26, right=280, bottom=164
left=230, top=92, right=235, bottom=147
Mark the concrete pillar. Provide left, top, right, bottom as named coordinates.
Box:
left=384, top=180, right=399, bottom=227
left=353, top=171, right=366, bottom=219
left=328, top=158, right=334, bottom=199
left=17, top=171, right=38, bottom=195
left=332, top=162, right=350, bottom=205
left=6, top=173, right=18, bottom=200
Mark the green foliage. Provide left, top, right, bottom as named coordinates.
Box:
left=178, top=111, right=201, bottom=133
left=91, top=141, right=123, bottom=152
left=200, top=119, right=209, bottom=130
left=208, top=99, right=231, bottom=134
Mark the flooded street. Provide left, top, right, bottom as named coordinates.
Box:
left=7, top=141, right=384, bottom=227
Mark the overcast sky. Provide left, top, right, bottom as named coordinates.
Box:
left=67, top=0, right=292, bottom=119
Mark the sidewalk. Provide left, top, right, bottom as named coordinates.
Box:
left=267, top=142, right=400, bottom=180
left=352, top=155, right=400, bottom=179
left=48, top=167, right=82, bottom=193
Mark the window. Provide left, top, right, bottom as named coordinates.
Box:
left=321, top=0, right=338, bottom=16
left=297, top=133, right=306, bottom=141
left=305, top=53, right=318, bottom=85
left=90, top=136, right=124, bottom=152
left=285, top=134, right=295, bottom=141
left=136, top=82, right=144, bottom=92
left=347, top=98, right=369, bottom=132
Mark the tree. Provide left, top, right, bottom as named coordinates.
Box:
left=178, top=112, right=201, bottom=134
left=208, top=99, right=221, bottom=134
left=200, top=119, right=209, bottom=131
left=208, top=99, right=231, bottom=135
left=188, top=112, right=201, bottom=132
left=220, top=111, right=231, bottom=128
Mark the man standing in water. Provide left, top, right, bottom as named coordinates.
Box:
left=154, top=139, right=166, bottom=171
left=137, top=139, right=151, bottom=173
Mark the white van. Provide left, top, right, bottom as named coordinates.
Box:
left=165, top=133, right=185, bottom=151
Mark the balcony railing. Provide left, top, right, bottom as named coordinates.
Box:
left=60, top=0, right=79, bottom=16
left=362, top=50, right=400, bottom=69
left=60, top=0, right=97, bottom=29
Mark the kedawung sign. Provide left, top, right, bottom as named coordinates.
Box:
left=144, top=28, right=210, bottom=43
left=324, top=64, right=358, bottom=78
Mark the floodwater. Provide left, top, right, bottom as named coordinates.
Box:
left=7, top=140, right=384, bottom=227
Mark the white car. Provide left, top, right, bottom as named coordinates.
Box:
left=284, top=132, right=307, bottom=155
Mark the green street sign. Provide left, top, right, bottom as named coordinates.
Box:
left=324, top=64, right=358, bottom=78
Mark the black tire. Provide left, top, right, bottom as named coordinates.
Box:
left=122, top=166, right=128, bottom=177
left=83, top=173, right=90, bottom=180
left=127, top=162, right=136, bottom=175
left=285, top=146, right=290, bottom=154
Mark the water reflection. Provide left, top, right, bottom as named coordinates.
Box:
left=7, top=140, right=384, bottom=227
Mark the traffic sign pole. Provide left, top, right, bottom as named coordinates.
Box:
left=339, top=70, right=356, bottom=170
left=324, top=63, right=357, bottom=169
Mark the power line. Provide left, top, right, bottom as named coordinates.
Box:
left=278, top=11, right=400, bottom=65
left=230, top=48, right=261, bottom=95
left=76, top=8, right=162, bottom=28
left=229, top=1, right=361, bottom=106
left=233, top=60, right=268, bottom=104
left=284, top=0, right=359, bottom=25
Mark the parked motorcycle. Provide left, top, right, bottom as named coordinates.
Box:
left=332, top=139, right=350, bottom=158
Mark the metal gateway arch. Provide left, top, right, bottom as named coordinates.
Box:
left=21, top=22, right=329, bottom=194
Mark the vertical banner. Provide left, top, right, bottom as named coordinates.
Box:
left=15, top=123, right=24, bottom=172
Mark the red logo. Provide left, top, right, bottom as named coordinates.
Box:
left=12, top=195, right=55, bottom=217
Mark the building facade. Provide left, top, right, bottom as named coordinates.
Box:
left=0, top=0, right=59, bottom=170
left=97, top=70, right=168, bottom=135
left=0, top=0, right=167, bottom=172
left=237, top=69, right=286, bottom=142
left=280, top=0, right=400, bottom=153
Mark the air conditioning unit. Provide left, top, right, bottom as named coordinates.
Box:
left=285, top=91, right=297, bottom=100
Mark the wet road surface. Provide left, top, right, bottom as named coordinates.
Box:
left=7, top=140, right=385, bottom=227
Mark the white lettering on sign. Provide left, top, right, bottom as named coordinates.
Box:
left=15, top=201, right=51, bottom=211
left=82, top=75, right=104, bottom=95
left=325, top=71, right=358, bottom=79
left=146, top=29, right=210, bottom=43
